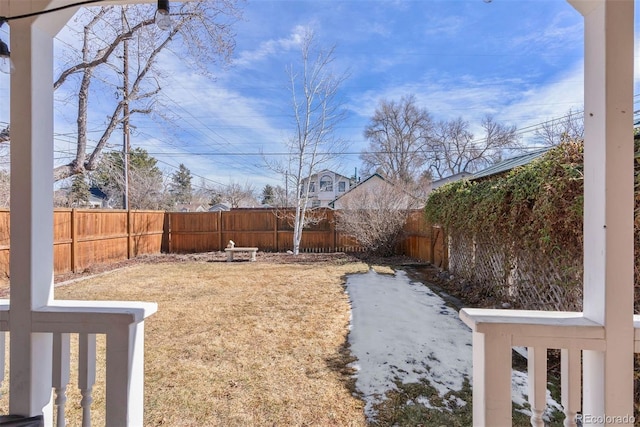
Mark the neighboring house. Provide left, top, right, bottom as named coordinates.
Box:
left=208, top=202, right=231, bottom=212
left=173, top=203, right=208, bottom=212
left=330, top=173, right=419, bottom=210
left=6, top=1, right=635, bottom=425
left=422, top=171, right=474, bottom=198
left=88, top=186, right=111, bottom=208
left=301, top=169, right=353, bottom=208
left=422, top=150, right=550, bottom=197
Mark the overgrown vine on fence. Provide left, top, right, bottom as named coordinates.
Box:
left=426, top=138, right=640, bottom=416
left=425, top=141, right=585, bottom=257
left=426, top=137, right=640, bottom=307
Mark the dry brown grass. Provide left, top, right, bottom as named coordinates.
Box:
left=46, top=257, right=369, bottom=426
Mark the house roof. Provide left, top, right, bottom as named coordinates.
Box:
left=470, top=148, right=550, bottom=181
left=431, top=172, right=473, bottom=190
left=208, top=202, right=231, bottom=212
left=302, top=169, right=352, bottom=181
left=329, top=173, right=385, bottom=208
left=89, top=186, right=108, bottom=200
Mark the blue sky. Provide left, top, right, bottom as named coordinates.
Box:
left=4, top=0, right=634, bottom=192
left=150, top=0, right=587, bottom=191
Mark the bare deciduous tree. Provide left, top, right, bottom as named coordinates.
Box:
left=271, top=185, right=289, bottom=208
left=219, top=181, right=257, bottom=208
left=360, top=95, right=433, bottom=183
left=359, top=96, right=518, bottom=182
left=191, top=180, right=222, bottom=207
left=427, top=115, right=519, bottom=179
left=0, top=170, right=9, bottom=208
left=1, top=1, right=242, bottom=181
left=533, top=108, right=584, bottom=147
left=196, top=180, right=257, bottom=209
left=265, top=29, right=348, bottom=255
left=127, top=166, right=170, bottom=210
left=335, top=177, right=420, bottom=256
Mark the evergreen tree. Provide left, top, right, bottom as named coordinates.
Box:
left=69, top=174, right=90, bottom=207
left=170, top=164, right=193, bottom=205
left=262, top=184, right=275, bottom=205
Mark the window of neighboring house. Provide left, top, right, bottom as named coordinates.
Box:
left=338, top=181, right=346, bottom=192
left=312, top=199, right=321, bottom=208
left=320, top=175, right=333, bottom=192
left=309, top=182, right=316, bottom=193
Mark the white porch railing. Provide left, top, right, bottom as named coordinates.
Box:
left=460, top=309, right=638, bottom=427
left=0, top=299, right=157, bottom=426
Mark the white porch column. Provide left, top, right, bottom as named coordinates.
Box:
left=568, top=0, right=635, bottom=424
left=2, top=0, right=75, bottom=418
left=9, top=14, right=56, bottom=420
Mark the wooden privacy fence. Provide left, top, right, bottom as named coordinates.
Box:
left=0, top=208, right=446, bottom=277
left=0, top=209, right=166, bottom=277
left=397, top=210, right=448, bottom=269
left=166, top=209, right=446, bottom=268
left=167, top=209, right=365, bottom=254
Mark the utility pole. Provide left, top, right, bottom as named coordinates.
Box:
left=122, top=8, right=131, bottom=210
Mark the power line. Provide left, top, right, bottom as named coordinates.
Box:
left=142, top=145, right=550, bottom=158
left=2, top=0, right=107, bottom=21
left=155, top=75, right=273, bottom=177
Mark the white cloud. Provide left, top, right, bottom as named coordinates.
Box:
left=498, top=61, right=584, bottom=128
left=363, top=21, right=392, bottom=38
left=233, top=25, right=309, bottom=68
left=126, top=52, right=292, bottom=189
left=423, top=15, right=465, bottom=37
left=510, top=20, right=582, bottom=56
left=348, top=59, right=584, bottom=149
left=46, top=0, right=631, bottom=190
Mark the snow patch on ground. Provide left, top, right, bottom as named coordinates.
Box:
left=346, top=268, right=562, bottom=422
left=511, top=370, right=564, bottom=420
left=346, top=269, right=473, bottom=417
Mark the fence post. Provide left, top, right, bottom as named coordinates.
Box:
left=127, top=209, right=132, bottom=260
left=273, top=211, right=278, bottom=252
left=430, top=225, right=436, bottom=265
left=161, top=212, right=170, bottom=253
left=331, top=210, right=336, bottom=252
left=71, top=209, right=78, bottom=273
left=216, top=211, right=221, bottom=251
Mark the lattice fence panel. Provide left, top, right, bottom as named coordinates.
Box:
left=510, top=248, right=582, bottom=311
left=448, top=230, right=583, bottom=311
left=448, top=232, right=474, bottom=278
left=473, top=235, right=510, bottom=298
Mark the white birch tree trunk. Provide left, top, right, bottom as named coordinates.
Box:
left=279, top=29, right=348, bottom=255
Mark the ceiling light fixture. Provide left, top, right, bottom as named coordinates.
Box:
left=155, top=0, right=172, bottom=31
left=0, top=0, right=175, bottom=74
left=0, top=1, right=108, bottom=75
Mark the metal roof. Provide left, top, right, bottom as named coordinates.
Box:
left=470, top=148, right=551, bottom=181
